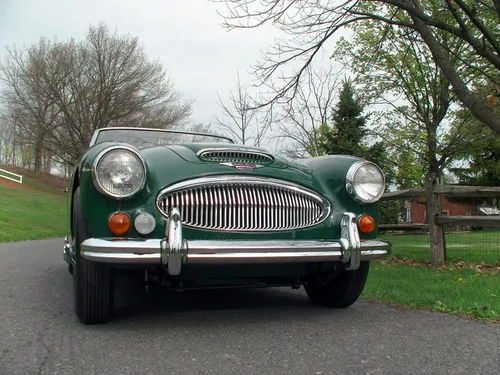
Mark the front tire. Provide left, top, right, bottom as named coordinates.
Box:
left=72, top=188, right=114, bottom=324
left=305, top=261, right=370, bottom=308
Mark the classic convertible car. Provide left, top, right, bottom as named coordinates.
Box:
left=63, top=127, right=390, bottom=324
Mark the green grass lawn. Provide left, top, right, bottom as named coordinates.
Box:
left=380, top=230, right=500, bottom=264
left=362, top=261, right=500, bottom=321
left=22, top=177, right=66, bottom=195
left=0, top=186, right=68, bottom=242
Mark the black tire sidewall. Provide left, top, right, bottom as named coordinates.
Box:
left=72, top=188, right=114, bottom=323
left=72, top=188, right=87, bottom=316
left=305, top=261, right=370, bottom=308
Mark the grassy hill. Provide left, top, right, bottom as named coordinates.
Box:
left=0, top=165, right=68, bottom=242
left=0, top=164, right=68, bottom=194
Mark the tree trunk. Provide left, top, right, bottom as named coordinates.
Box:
left=411, top=16, right=500, bottom=135
left=426, top=173, right=446, bottom=267
left=43, top=150, right=52, bottom=174
left=34, top=141, right=43, bottom=173
left=33, top=126, right=46, bottom=173
left=11, top=135, right=16, bottom=166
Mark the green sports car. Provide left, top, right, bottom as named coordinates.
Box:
left=63, top=127, right=390, bottom=324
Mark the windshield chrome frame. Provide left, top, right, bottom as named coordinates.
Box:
left=89, top=127, right=235, bottom=147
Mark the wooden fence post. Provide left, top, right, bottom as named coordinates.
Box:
left=426, top=174, right=446, bottom=267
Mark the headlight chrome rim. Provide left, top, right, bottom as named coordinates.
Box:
left=345, top=160, right=385, bottom=204
left=92, top=145, right=147, bottom=199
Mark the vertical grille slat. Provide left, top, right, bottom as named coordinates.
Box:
left=243, top=186, right=250, bottom=230
left=229, top=188, right=236, bottom=229
left=194, top=189, right=199, bottom=226
left=199, top=189, right=205, bottom=227
left=239, top=186, right=245, bottom=230
left=278, top=189, right=286, bottom=229
left=298, top=194, right=306, bottom=227
left=222, top=187, right=228, bottom=229
left=272, top=189, right=278, bottom=229
left=292, top=193, right=300, bottom=228
left=249, top=186, right=256, bottom=230
left=157, top=178, right=329, bottom=231
left=255, top=187, right=265, bottom=228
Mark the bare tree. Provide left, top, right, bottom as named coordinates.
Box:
left=273, top=65, right=342, bottom=158
left=0, top=38, right=59, bottom=172
left=0, top=23, right=193, bottom=169
left=0, top=114, right=10, bottom=165
left=214, top=72, right=271, bottom=146
left=212, top=0, right=500, bottom=134
left=0, top=113, right=19, bottom=165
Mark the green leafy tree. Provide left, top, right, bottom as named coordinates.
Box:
left=336, top=16, right=492, bottom=192
left=453, top=118, right=500, bottom=186
left=316, top=79, right=367, bottom=157
left=316, top=80, right=396, bottom=183
left=334, top=19, right=485, bottom=266
left=379, top=201, right=402, bottom=224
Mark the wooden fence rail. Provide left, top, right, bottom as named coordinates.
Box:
left=381, top=185, right=500, bottom=201
left=378, top=223, right=429, bottom=231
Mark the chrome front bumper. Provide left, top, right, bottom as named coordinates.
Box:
left=79, top=211, right=390, bottom=275
left=81, top=238, right=389, bottom=263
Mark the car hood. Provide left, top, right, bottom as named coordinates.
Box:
left=138, top=143, right=320, bottom=191
left=82, top=140, right=362, bottom=199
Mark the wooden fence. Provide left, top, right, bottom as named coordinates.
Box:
left=380, top=183, right=500, bottom=267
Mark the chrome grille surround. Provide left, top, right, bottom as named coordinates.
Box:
left=196, top=148, right=274, bottom=164
left=156, top=176, right=331, bottom=232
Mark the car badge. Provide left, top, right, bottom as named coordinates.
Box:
left=220, top=162, right=264, bottom=171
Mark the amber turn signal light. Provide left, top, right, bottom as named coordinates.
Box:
left=358, top=215, right=376, bottom=233
left=109, top=212, right=131, bottom=235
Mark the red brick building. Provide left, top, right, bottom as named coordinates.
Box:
left=407, top=196, right=478, bottom=224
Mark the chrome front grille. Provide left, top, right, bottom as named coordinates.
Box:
left=197, top=148, right=274, bottom=164
left=156, top=176, right=330, bottom=232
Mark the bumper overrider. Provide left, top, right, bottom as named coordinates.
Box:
left=73, top=210, right=390, bottom=275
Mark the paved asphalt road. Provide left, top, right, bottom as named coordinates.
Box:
left=0, top=239, right=498, bottom=375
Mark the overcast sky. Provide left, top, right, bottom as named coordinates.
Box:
left=0, top=0, right=283, bottom=126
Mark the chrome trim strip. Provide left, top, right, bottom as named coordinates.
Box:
left=91, top=145, right=147, bottom=200
left=89, top=127, right=234, bottom=147
left=80, top=238, right=390, bottom=264
left=155, top=176, right=332, bottom=232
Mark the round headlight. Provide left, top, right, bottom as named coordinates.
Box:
left=93, top=147, right=146, bottom=199
left=346, top=161, right=385, bottom=204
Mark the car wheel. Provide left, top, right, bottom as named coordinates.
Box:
left=72, top=188, right=115, bottom=324
left=304, top=261, right=370, bottom=308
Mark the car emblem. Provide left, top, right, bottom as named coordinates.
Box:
left=220, top=162, right=263, bottom=171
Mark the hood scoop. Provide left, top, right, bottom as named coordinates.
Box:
left=196, top=148, right=274, bottom=164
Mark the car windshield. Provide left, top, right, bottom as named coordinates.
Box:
left=92, top=128, right=234, bottom=148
